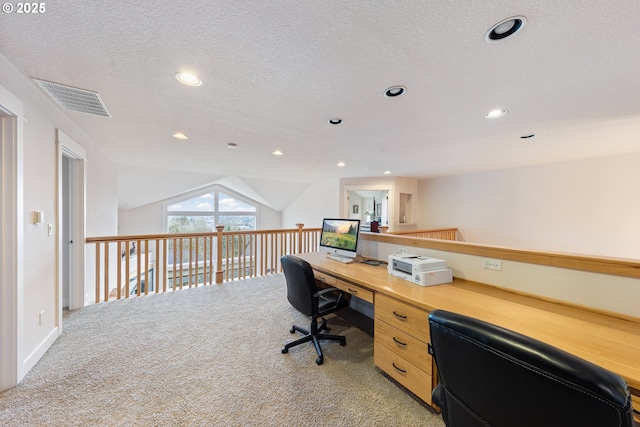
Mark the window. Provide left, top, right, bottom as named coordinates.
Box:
left=166, top=189, right=257, bottom=233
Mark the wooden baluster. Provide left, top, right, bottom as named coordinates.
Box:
left=261, top=233, right=266, bottom=276
left=162, top=238, right=167, bottom=293
left=215, top=225, right=224, bottom=284
left=208, top=235, right=213, bottom=284
left=202, top=236, right=207, bottom=285
left=239, top=234, right=244, bottom=279
left=232, top=235, right=237, bottom=280
left=144, top=239, right=149, bottom=295
left=136, top=240, right=142, bottom=296
left=117, top=241, right=122, bottom=300
left=155, top=239, right=160, bottom=293
left=125, top=241, right=130, bottom=298
left=103, top=242, right=109, bottom=302
left=95, top=244, right=101, bottom=303
left=251, top=234, right=256, bottom=277
left=197, top=236, right=201, bottom=285
left=178, top=238, right=183, bottom=290
left=172, top=238, right=177, bottom=291
left=189, top=237, right=194, bottom=287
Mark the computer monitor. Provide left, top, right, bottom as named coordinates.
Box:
left=319, top=218, right=360, bottom=261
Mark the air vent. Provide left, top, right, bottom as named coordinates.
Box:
left=32, top=78, right=111, bottom=117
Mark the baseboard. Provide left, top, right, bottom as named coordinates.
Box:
left=19, top=327, right=59, bottom=381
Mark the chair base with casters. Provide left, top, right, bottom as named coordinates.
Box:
left=281, top=288, right=347, bottom=365
left=280, top=255, right=348, bottom=365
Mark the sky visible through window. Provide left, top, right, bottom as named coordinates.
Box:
left=166, top=189, right=257, bottom=233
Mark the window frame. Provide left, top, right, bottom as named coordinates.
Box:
left=163, top=185, right=259, bottom=233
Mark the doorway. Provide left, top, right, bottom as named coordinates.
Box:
left=57, top=131, right=86, bottom=316
left=62, top=156, right=71, bottom=308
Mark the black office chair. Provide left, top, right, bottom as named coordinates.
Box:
left=280, top=255, right=348, bottom=365
left=428, top=309, right=638, bottom=427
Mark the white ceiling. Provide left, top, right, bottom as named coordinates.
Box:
left=2, top=1, right=640, bottom=210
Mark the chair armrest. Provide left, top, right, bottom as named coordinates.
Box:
left=314, top=287, right=342, bottom=297
left=314, top=287, right=345, bottom=308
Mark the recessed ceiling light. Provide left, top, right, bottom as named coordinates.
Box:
left=384, top=170, right=391, bottom=175
left=337, top=162, right=346, bottom=167
left=485, top=109, right=507, bottom=119
left=175, top=71, right=202, bottom=86
left=172, top=132, right=189, bottom=140
left=227, top=142, right=237, bottom=149
left=272, top=150, right=283, bottom=156
left=328, top=118, right=343, bottom=125
left=384, top=86, right=406, bottom=97
left=485, top=16, right=527, bottom=42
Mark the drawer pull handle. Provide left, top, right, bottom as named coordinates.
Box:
left=347, top=288, right=358, bottom=294
left=392, top=363, right=407, bottom=374
left=393, top=311, right=407, bottom=320
left=392, top=337, right=407, bottom=346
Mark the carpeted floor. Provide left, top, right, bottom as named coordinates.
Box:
left=0, top=274, right=445, bottom=426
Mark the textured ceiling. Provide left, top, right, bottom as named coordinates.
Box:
left=2, top=0, right=640, bottom=210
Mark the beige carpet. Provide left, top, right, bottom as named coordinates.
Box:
left=0, top=274, right=445, bottom=426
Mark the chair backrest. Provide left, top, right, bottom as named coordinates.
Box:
left=281, top=255, right=318, bottom=317
left=428, top=309, right=636, bottom=427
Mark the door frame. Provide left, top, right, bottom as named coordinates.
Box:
left=56, top=130, right=86, bottom=317
left=0, top=85, right=24, bottom=391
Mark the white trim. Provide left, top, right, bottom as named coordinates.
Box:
left=56, top=130, right=86, bottom=312
left=0, top=85, right=24, bottom=391
left=21, top=327, right=59, bottom=375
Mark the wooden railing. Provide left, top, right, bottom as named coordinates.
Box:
left=386, top=227, right=458, bottom=240
left=85, top=225, right=463, bottom=304
left=85, top=224, right=320, bottom=303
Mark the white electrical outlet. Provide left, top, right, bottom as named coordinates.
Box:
left=483, top=259, right=502, bottom=271
left=398, top=247, right=409, bottom=253
left=39, top=310, right=45, bottom=326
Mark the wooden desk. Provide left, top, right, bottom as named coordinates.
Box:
left=298, top=252, right=640, bottom=418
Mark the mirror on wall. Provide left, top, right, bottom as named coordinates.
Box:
left=347, top=190, right=388, bottom=231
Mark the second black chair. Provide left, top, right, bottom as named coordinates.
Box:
left=428, top=309, right=638, bottom=427
left=280, top=255, right=348, bottom=365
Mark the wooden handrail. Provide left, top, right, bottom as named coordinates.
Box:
left=361, top=232, right=640, bottom=279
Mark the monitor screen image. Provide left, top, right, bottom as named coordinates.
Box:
left=319, top=218, right=360, bottom=260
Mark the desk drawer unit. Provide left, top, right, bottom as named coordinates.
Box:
left=374, top=293, right=433, bottom=405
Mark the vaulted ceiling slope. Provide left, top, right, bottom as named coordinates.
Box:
left=2, top=1, right=640, bottom=210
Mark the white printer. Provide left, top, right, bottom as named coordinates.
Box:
left=388, top=253, right=453, bottom=286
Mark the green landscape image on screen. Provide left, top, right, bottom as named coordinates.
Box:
left=321, top=221, right=358, bottom=250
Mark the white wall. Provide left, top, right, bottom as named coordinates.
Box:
left=418, top=153, right=640, bottom=259
left=0, top=53, right=118, bottom=386
left=281, top=179, right=340, bottom=229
